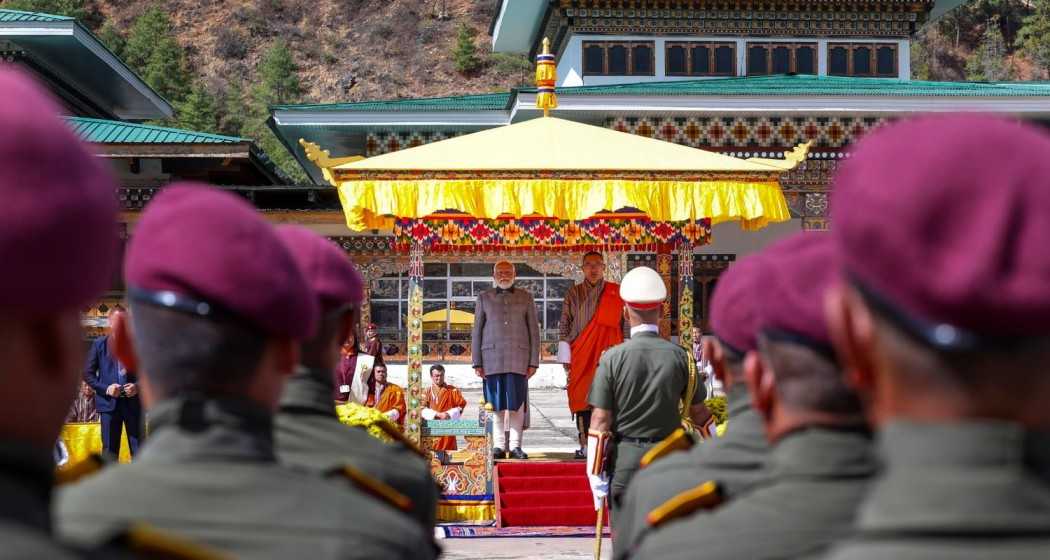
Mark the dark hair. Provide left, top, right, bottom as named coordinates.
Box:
left=129, top=303, right=268, bottom=399
left=430, top=364, right=445, bottom=374
left=301, top=308, right=353, bottom=370
left=582, top=251, right=603, bottom=263
left=758, top=336, right=863, bottom=417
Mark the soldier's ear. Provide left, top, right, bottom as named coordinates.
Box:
left=824, top=283, right=878, bottom=398
left=743, top=350, right=774, bottom=421
left=705, top=338, right=727, bottom=383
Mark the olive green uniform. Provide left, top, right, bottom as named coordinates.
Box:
left=587, top=330, right=703, bottom=516
left=274, top=367, right=438, bottom=529
left=56, top=397, right=434, bottom=560
left=634, top=427, right=877, bottom=560
left=822, top=422, right=1050, bottom=560
left=615, top=384, right=770, bottom=558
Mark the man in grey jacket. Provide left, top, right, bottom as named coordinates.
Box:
left=472, top=261, right=540, bottom=460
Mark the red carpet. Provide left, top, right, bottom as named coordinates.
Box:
left=496, top=461, right=609, bottom=527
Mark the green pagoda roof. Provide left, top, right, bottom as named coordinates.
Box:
left=272, top=92, right=512, bottom=112
left=0, top=8, right=72, bottom=22
left=67, top=118, right=245, bottom=144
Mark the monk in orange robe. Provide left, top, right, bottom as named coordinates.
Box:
left=421, top=365, right=468, bottom=451
left=365, top=363, right=406, bottom=430
left=557, top=251, right=625, bottom=459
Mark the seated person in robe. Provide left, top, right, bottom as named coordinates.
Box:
left=421, top=365, right=467, bottom=460
left=365, top=363, right=406, bottom=430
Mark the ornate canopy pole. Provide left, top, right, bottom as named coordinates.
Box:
left=405, top=243, right=425, bottom=446
left=678, top=244, right=695, bottom=350
left=656, top=248, right=673, bottom=339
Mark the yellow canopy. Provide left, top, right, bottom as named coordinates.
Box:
left=307, top=117, right=806, bottom=232
left=419, top=308, right=475, bottom=331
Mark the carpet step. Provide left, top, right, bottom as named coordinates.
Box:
left=497, top=462, right=585, bottom=478
left=499, top=506, right=606, bottom=527
left=499, top=490, right=593, bottom=509
left=498, top=475, right=589, bottom=492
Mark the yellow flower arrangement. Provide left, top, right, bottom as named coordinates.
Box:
left=334, top=402, right=396, bottom=443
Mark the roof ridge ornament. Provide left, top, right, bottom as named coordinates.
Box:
left=535, top=37, right=558, bottom=117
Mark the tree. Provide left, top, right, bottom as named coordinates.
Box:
left=967, top=17, right=1014, bottom=81
left=177, top=82, right=218, bottom=133
left=238, top=40, right=307, bottom=183
left=1018, top=0, right=1050, bottom=76
left=218, top=80, right=247, bottom=137
left=124, top=7, right=191, bottom=104
left=1, top=0, right=86, bottom=19
left=96, top=21, right=125, bottom=59
left=453, top=23, right=481, bottom=75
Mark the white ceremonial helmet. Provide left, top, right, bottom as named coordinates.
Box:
left=620, top=266, right=666, bottom=310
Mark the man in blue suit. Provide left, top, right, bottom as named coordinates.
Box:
left=83, top=309, right=142, bottom=456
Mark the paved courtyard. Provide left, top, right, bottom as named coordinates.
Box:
left=458, top=387, right=581, bottom=453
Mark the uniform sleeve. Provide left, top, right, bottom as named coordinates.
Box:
left=471, top=294, right=485, bottom=368
left=588, top=353, right=616, bottom=410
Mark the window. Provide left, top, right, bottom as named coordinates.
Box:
left=582, top=41, right=656, bottom=76
left=828, top=43, right=898, bottom=77
left=746, top=42, right=817, bottom=76
left=666, top=42, right=735, bottom=76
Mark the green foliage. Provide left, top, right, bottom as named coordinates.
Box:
left=704, top=396, right=727, bottom=425
left=966, top=18, right=1014, bottom=81
left=453, top=23, right=481, bottom=75
left=910, top=35, right=932, bottom=81
left=218, top=80, right=247, bottom=137
left=96, top=21, right=125, bottom=59
left=176, top=82, right=218, bottom=134
left=1018, top=0, right=1050, bottom=75
left=490, top=52, right=532, bottom=85
left=1, top=0, right=85, bottom=18
left=124, top=7, right=191, bottom=104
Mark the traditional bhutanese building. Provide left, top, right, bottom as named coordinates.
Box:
left=268, top=0, right=1050, bottom=366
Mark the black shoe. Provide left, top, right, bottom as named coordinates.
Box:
left=509, top=447, right=529, bottom=460
left=493, top=448, right=507, bottom=460
left=573, top=448, right=586, bottom=460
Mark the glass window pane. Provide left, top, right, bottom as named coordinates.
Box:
left=400, top=278, right=409, bottom=298
left=771, top=46, right=791, bottom=74
left=370, top=302, right=400, bottom=330
left=424, top=263, right=447, bottom=276
left=853, top=47, right=872, bottom=75
left=423, top=279, right=447, bottom=298
left=667, top=45, right=687, bottom=74
left=450, top=262, right=494, bottom=276
left=876, top=46, right=895, bottom=76
left=795, top=46, right=815, bottom=75
left=690, top=45, right=710, bottom=74
left=451, top=281, right=472, bottom=297
left=371, top=278, right=399, bottom=299
left=714, top=45, right=734, bottom=74
left=423, top=301, right=446, bottom=314
left=517, top=279, right=544, bottom=299
left=747, top=45, right=768, bottom=75
left=451, top=300, right=475, bottom=314
left=546, top=278, right=574, bottom=299
left=632, top=44, right=653, bottom=74
left=473, top=281, right=491, bottom=296
left=584, top=44, right=605, bottom=75
left=829, top=46, right=848, bottom=75
left=546, top=301, right=564, bottom=330
left=609, top=45, right=628, bottom=75
left=514, top=263, right=542, bottom=277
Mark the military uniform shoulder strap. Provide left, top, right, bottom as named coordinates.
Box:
left=327, top=464, right=414, bottom=513
left=107, top=523, right=229, bottom=559
left=640, top=428, right=695, bottom=468
left=55, top=453, right=110, bottom=486
left=646, top=481, right=723, bottom=528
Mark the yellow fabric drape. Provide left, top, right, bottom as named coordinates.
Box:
left=59, top=422, right=132, bottom=466
left=437, top=501, right=496, bottom=522
left=336, top=179, right=790, bottom=232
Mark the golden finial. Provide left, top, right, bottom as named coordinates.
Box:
left=535, top=37, right=558, bottom=117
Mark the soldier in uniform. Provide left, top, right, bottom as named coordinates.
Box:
left=586, top=266, right=708, bottom=520
left=633, top=232, right=877, bottom=559
left=0, top=68, right=217, bottom=559
left=55, top=185, right=434, bottom=559
left=614, top=254, right=771, bottom=558
left=821, top=115, right=1050, bottom=559
left=272, top=225, right=439, bottom=531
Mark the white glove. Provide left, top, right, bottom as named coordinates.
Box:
left=421, top=408, right=437, bottom=421
left=557, top=341, right=572, bottom=364
left=588, top=474, right=609, bottom=511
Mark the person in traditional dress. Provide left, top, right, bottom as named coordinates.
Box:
left=558, top=251, right=625, bottom=459
left=363, top=322, right=383, bottom=357
left=334, top=325, right=383, bottom=403
left=366, top=363, right=407, bottom=430
left=65, top=381, right=100, bottom=423
left=421, top=364, right=467, bottom=463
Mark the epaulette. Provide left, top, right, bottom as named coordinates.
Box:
left=329, top=464, right=414, bottom=513
left=639, top=428, right=694, bottom=468
left=646, top=481, right=723, bottom=528
left=113, top=523, right=230, bottom=559
left=54, top=453, right=109, bottom=486
left=376, top=420, right=427, bottom=459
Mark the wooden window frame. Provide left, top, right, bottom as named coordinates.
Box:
left=745, top=42, right=818, bottom=76
left=828, top=43, right=899, bottom=78
left=581, top=40, right=656, bottom=77
left=665, top=41, right=736, bottom=77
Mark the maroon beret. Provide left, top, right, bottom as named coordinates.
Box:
left=755, top=232, right=837, bottom=348
left=0, top=68, right=118, bottom=316
left=709, top=253, right=765, bottom=354
left=275, top=225, right=364, bottom=314
left=832, top=115, right=1050, bottom=346
left=125, top=184, right=317, bottom=339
